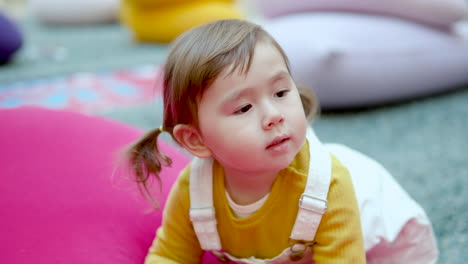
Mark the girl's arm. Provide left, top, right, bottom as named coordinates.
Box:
left=312, top=156, right=366, bottom=264
left=145, top=166, right=203, bottom=264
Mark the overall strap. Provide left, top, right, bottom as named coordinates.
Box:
left=189, top=157, right=222, bottom=251
left=289, top=128, right=332, bottom=243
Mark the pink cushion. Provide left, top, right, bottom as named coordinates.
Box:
left=0, top=107, right=189, bottom=264
left=255, top=0, right=468, bottom=27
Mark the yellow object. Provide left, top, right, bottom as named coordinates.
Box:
left=145, top=141, right=366, bottom=263
left=120, top=0, right=243, bottom=43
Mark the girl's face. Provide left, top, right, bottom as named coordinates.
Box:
left=196, top=42, right=307, bottom=174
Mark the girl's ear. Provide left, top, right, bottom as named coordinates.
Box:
left=173, top=124, right=212, bottom=158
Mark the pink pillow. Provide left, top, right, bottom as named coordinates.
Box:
left=0, top=107, right=189, bottom=264
left=255, top=0, right=468, bottom=28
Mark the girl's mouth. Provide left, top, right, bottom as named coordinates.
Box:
left=266, top=136, right=290, bottom=149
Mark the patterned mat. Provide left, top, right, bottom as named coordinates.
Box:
left=0, top=65, right=163, bottom=112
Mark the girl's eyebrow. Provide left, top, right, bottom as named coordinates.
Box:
left=269, top=71, right=290, bottom=85
left=222, top=71, right=290, bottom=104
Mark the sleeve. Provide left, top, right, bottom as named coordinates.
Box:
left=312, top=156, right=367, bottom=264
left=145, top=166, right=204, bottom=264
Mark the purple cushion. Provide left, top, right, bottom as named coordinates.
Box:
left=0, top=12, right=22, bottom=64
left=0, top=107, right=189, bottom=264
left=255, top=0, right=468, bottom=28
left=264, top=13, right=468, bottom=108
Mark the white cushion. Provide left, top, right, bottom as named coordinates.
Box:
left=255, top=0, right=468, bottom=27
left=29, top=0, right=119, bottom=24
left=264, top=13, right=468, bottom=108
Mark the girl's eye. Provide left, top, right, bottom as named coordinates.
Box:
left=275, top=89, right=290, bottom=98
left=234, top=104, right=252, bottom=115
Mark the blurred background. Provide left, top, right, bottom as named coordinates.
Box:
left=1, top=0, right=468, bottom=263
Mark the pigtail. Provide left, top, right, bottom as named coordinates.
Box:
left=126, top=128, right=172, bottom=207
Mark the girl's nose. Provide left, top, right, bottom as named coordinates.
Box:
left=263, top=109, right=284, bottom=130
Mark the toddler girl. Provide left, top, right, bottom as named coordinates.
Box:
left=126, top=19, right=436, bottom=264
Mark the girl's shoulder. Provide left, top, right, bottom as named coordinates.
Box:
left=167, top=162, right=192, bottom=200
left=329, top=154, right=355, bottom=191
left=175, top=162, right=192, bottom=187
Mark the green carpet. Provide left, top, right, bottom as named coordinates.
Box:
left=2, top=17, right=468, bottom=264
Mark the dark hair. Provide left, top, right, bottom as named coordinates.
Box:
left=126, top=19, right=319, bottom=205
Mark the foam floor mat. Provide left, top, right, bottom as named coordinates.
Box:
left=0, top=65, right=162, bottom=112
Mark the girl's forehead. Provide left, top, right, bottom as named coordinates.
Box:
left=203, top=46, right=290, bottom=100
left=218, top=42, right=287, bottom=80
left=195, top=40, right=290, bottom=106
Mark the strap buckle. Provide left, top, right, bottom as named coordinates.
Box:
left=298, top=194, right=328, bottom=215
left=288, top=239, right=314, bottom=261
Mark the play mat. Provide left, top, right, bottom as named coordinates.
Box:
left=0, top=65, right=163, bottom=112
